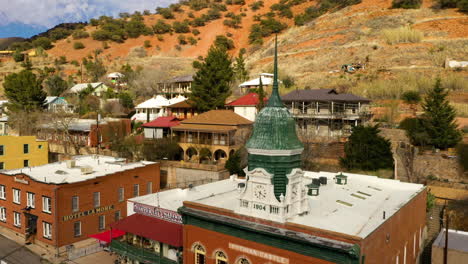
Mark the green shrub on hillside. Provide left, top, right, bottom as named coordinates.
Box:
left=32, top=37, right=53, bottom=50
left=249, top=1, right=264, bottom=11
left=49, top=28, right=72, bottom=41
left=214, top=35, right=235, bottom=50
left=191, top=17, right=206, bottom=27
left=173, top=21, right=190, bottom=33
left=178, top=35, right=187, bottom=45
left=205, top=8, right=222, bottom=20
left=192, top=29, right=201, bottom=35
left=73, top=42, right=85, bottom=49
left=188, top=36, right=198, bottom=45
left=156, top=7, right=175, bottom=19
left=12, top=50, right=24, bottom=62
left=170, top=3, right=184, bottom=12
left=249, top=17, right=287, bottom=44
left=72, top=30, right=90, bottom=39
left=392, top=0, right=422, bottom=9
left=153, top=20, right=172, bottom=34
left=189, top=0, right=210, bottom=10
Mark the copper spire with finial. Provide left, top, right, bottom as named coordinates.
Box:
left=266, top=34, right=283, bottom=107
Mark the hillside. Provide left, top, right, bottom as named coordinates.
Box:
left=0, top=37, right=24, bottom=50
left=0, top=0, right=467, bottom=102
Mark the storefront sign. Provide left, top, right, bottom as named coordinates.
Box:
left=229, top=243, right=289, bottom=264
left=14, top=177, right=29, bottom=185
left=133, top=202, right=182, bottom=224
left=63, top=205, right=114, bottom=221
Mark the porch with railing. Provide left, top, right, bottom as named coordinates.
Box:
left=110, top=240, right=178, bottom=264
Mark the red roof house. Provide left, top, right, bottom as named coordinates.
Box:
left=142, top=116, right=181, bottom=139
left=226, top=93, right=268, bottom=121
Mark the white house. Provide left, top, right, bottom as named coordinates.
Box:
left=131, top=95, right=186, bottom=123
left=67, top=82, right=109, bottom=97
left=44, top=96, right=74, bottom=113
left=226, top=92, right=267, bottom=121
left=239, top=73, right=278, bottom=93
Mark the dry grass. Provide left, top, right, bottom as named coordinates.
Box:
left=452, top=103, right=468, bottom=117
left=382, top=26, right=423, bottom=45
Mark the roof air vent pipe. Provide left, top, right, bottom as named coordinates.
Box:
left=383, top=211, right=386, bottom=219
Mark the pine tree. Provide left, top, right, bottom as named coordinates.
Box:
left=45, top=75, right=68, bottom=96
left=256, top=76, right=265, bottom=111
left=234, top=48, right=249, bottom=82
left=4, top=70, right=46, bottom=113
left=340, top=125, right=394, bottom=171
left=189, top=44, right=234, bottom=111
left=422, top=78, right=461, bottom=149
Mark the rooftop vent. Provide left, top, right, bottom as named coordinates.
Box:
left=319, top=177, right=327, bottom=185
left=80, top=166, right=93, bottom=175
left=335, top=172, right=348, bottom=185
left=238, top=183, right=246, bottom=189
left=66, top=160, right=76, bottom=169
left=306, top=183, right=320, bottom=196
left=312, top=178, right=321, bottom=186
left=55, top=170, right=68, bottom=175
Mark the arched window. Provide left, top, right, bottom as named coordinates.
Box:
left=194, top=244, right=206, bottom=264
left=215, top=251, right=228, bottom=264
left=237, top=258, right=250, bottom=264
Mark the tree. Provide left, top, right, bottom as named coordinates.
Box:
left=32, top=37, right=53, bottom=50
left=225, top=150, right=246, bottom=176
left=256, top=76, right=265, bottom=111
left=214, top=35, right=235, bottom=50
left=340, top=125, right=394, bottom=171
left=142, top=139, right=182, bottom=161
left=82, top=57, right=106, bottom=82
left=422, top=78, right=461, bottom=149
left=399, top=117, right=431, bottom=146
left=4, top=70, right=46, bottom=113
left=190, top=44, right=234, bottom=111
left=45, top=75, right=68, bottom=96
left=118, top=92, right=134, bottom=109
left=234, top=48, right=248, bottom=82
left=392, top=0, right=422, bottom=9
left=12, top=50, right=24, bottom=62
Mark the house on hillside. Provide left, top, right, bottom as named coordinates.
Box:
left=166, top=100, right=198, bottom=120
left=67, top=82, right=110, bottom=97
left=131, top=95, right=186, bottom=123
left=158, top=74, right=193, bottom=97
left=37, top=118, right=131, bottom=150
left=226, top=92, right=268, bottom=121
left=282, top=89, right=371, bottom=138
left=239, top=73, right=277, bottom=94
left=142, top=116, right=181, bottom=140
left=171, top=110, right=252, bottom=163
left=44, top=96, right=74, bottom=113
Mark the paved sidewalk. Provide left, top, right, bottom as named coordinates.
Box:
left=65, top=251, right=117, bottom=264
left=0, top=234, right=43, bottom=264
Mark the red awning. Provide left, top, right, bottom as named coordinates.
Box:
left=110, top=214, right=182, bottom=247
left=89, top=229, right=125, bottom=243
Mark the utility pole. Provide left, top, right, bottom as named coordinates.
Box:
left=444, top=208, right=449, bottom=264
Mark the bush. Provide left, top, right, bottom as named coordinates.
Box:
left=249, top=0, right=264, bottom=11
left=382, top=26, right=423, bottom=44
left=282, top=75, right=295, bottom=88
left=205, top=8, right=221, bottom=20
left=72, top=30, right=90, bottom=39
left=214, top=35, right=235, bottom=50
left=392, top=0, right=422, bottom=8
left=92, top=30, right=113, bottom=41
left=249, top=17, right=287, bottom=44
left=144, top=40, right=152, bottom=48
left=401, top=90, right=421, bottom=104
left=156, top=7, right=174, bottom=19
left=189, top=0, right=210, bottom=10
left=178, top=35, right=187, bottom=45
left=32, top=37, right=53, bottom=50
left=192, top=29, right=201, bottom=35
left=191, top=17, right=206, bottom=27
left=173, top=21, right=190, bottom=33
left=73, top=42, right=85, bottom=49
left=49, top=28, right=72, bottom=41
left=153, top=20, right=172, bottom=34
left=188, top=36, right=198, bottom=45
left=436, top=0, right=459, bottom=8
left=12, top=50, right=24, bottom=62
left=143, top=10, right=151, bottom=15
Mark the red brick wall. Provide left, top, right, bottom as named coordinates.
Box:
left=183, top=225, right=335, bottom=264
left=361, top=188, right=427, bottom=264
left=0, top=162, right=160, bottom=248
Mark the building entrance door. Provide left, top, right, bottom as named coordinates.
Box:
left=24, top=213, right=38, bottom=244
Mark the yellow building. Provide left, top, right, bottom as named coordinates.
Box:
left=0, top=136, right=48, bottom=170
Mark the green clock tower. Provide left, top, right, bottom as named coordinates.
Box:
left=245, top=36, right=304, bottom=202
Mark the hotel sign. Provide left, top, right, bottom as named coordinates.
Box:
left=229, top=243, right=289, bottom=264
left=63, top=205, right=114, bottom=221
left=133, top=202, right=182, bottom=224
left=14, top=177, right=29, bottom=185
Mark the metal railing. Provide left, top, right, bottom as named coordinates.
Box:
left=110, top=240, right=178, bottom=264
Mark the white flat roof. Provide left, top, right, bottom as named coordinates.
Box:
left=3, top=155, right=156, bottom=184
left=136, top=171, right=424, bottom=238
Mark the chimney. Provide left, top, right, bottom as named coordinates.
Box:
left=66, top=160, right=76, bottom=169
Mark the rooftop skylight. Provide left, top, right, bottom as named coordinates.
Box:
left=368, top=186, right=382, bottom=191
left=336, top=200, right=353, bottom=207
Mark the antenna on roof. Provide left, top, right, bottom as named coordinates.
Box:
left=157, top=191, right=160, bottom=208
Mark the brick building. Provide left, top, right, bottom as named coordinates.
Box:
left=178, top=39, right=427, bottom=264
left=0, top=155, right=159, bottom=252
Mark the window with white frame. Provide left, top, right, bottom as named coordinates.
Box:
left=43, top=222, right=52, bottom=239
left=72, top=196, right=79, bottom=212
left=0, top=207, right=6, bottom=222
left=93, top=192, right=100, bottom=208
left=147, top=182, right=152, bottom=194
left=98, top=215, right=105, bottom=230
left=74, top=221, right=81, bottom=237
left=13, top=189, right=20, bottom=204
left=0, top=185, right=5, bottom=200
left=13, top=212, right=20, bottom=227
left=133, top=184, right=139, bottom=197
left=42, top=196, right=51, bottom=213
left=118, top=187, right=124, bottom=202
left=27, top=192, right=35, bottom=208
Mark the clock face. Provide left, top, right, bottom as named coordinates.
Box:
left=254, top=184, right=267, bottom=200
